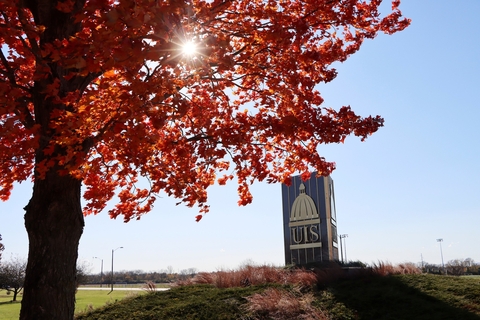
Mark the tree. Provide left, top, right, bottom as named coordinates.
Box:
left=446, top=259, right=467, bottom=276
left=0, top=234, right=4, bottom=262
left=75, top=260, right=92, bottom=289
left=0, top=0, right=409, bottom=318
left=0, top=257, right=27, bottom=302
left=464, top=258, right=480, bottom=275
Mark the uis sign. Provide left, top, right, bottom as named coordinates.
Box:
left=290, top=183, right=321, bottom=249
left=281, top=173, right=339, bottom=266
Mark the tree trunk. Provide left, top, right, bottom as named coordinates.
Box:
left=20, top=171, right=84, bottom=320
left=15, top=1, right=91, bottom=318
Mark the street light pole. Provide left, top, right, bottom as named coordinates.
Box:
left=109, top=247, right=123, bottom=293
left=339, top=235, right=344, bottom=263
left=339, top=234, right=348, bottom=264
left=93, top=257, right=104, bottom=288
left=437, top=239, right=445, bottom=274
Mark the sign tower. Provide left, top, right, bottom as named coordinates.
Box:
left=281, top=173, right=339, bottom=265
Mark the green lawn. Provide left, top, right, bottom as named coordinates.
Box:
left=0, top=289, right=145, bottom=320
left=75, top=284, right=268, bottom=320
left=0, top=290, right=22, bottom=320
left=315, top=273, right=480, bottom=319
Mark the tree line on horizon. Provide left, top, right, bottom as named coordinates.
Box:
left=81, top=258, right=480, bottom=285
left=85, top=267, right=199, bottom=285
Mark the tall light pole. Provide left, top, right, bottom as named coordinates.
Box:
left=437, top=239, right=445, bottom=274
left=338, top=235, right=344, bottom=263
left=93, top=257, right=104, bottom=288
left=343, top=234, right=348, bottom=263
left=340, top=234, right=348, bottom=263
left=109, top=247, right=123, bottom=293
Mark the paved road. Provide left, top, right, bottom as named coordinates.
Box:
left=77, top=287, right=170, bottom=291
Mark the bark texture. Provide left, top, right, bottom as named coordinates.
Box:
left=21, top=173, right=84, bottom=320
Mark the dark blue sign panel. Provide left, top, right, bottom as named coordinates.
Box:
left=282, top=173, right=338, bottom=265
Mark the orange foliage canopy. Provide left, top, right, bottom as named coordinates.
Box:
left=0, top=0, right=409, bottom=221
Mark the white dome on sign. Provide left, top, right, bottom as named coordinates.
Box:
left=290, top=183, right=319, bottom=222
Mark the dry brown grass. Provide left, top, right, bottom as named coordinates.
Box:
left=244, top=287, right=329, bottom=320
left=178, top=261, right=421, bottom=290
left=371, top=261, right=421, bottom=276
left=397, top=262, right=422, bottom=274
left=177, top=264, right=317, bottom=290
left=142, top=281, right=157, bottom=292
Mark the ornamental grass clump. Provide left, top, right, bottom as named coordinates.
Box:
left=177, top=264, right=317, bottom=289
left=243, top=287, right=328, bottom=320
left=372, top=261, right=421, bottom=276
left=142, top=281, right=157, bottom=292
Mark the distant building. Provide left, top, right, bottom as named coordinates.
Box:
left=281, top=173, right=339, bottom=265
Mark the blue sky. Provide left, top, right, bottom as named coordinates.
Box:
left=1, top=0, right=479, bottom=274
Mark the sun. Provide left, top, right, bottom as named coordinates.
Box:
left=182, top=41, right=197, bottom=56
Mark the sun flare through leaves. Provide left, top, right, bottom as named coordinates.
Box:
left=181, top=41, right=198, bottom=56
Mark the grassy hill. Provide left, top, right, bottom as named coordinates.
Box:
left=315, top=273, right=480, bottom=320
left=74, top=264, right=480, bottom=320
